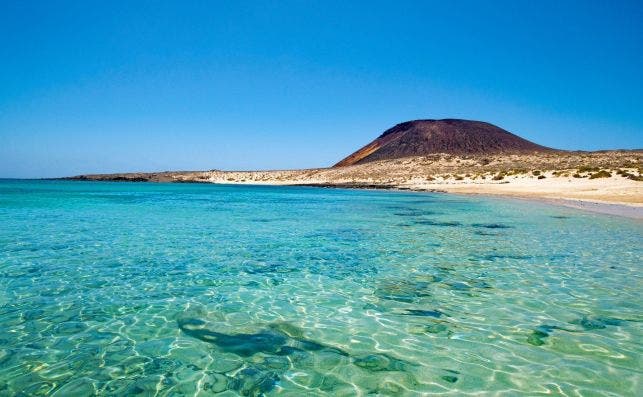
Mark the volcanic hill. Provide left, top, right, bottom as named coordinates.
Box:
left=334, top=119, right=552, bottom=167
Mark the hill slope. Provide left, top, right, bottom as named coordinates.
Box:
left=334, top=119, right=551, bottom=167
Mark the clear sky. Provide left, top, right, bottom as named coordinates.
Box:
left=1, top=1, right=642, bottom=178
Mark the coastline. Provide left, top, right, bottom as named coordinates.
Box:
left=58, top=151, right=642, bottom=219
left=295, top=182, right=643, bottom=220
left=51, top=177, right=643, bottom=220
left=526, top=197, right=643, bottom=220
left=423, top=189, right=643, bottom=220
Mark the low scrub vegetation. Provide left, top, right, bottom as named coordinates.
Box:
left=589, top=170, right=611, bottom=179
left=616, top=169, right=643, bottom=181
left=577, top=166, right=601, bottom=173
left=479, top=158, right=491, bottom=166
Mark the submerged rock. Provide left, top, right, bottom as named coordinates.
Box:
left=445, top=281, right=471, bottom=291
left=441, top=375, right=458, bottom=383
left=526, top=324, right=574, bottom=346
left=474, top=230, right=501, bottom=236
left=570, top=316, right=623, bottom=330
left=353, top=353, right=414, bottom=372
left=414, top=220, right=462, bottom=227
left=393, top=208, right=439, bottom=217
left=259, top=355, right=291, bottom=371
left=178, top=319, right=350, bottom=360
left=317, top=374, right=351, bottom=392
left=401, top=309, right=444, bottom=318
left=424, top=322, right=451, bottom=335
left=527, top=330, right=548, bottom=346
left=177, top=318, right=287, bottom=356
left=483, top=254, right=532, bottom=261
left=202, top=372, right=228, bottom=393
left=471, top=223, right=513, bottom=229
left=177, top=318, right=418, bottom=393
left=268, top=321, right=305, bottom=339
left=227, top=366, right=279, bottom=397
left=374, top=280, right=433, bottom=303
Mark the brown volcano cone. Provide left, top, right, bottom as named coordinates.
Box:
left=334, top=119, right=552, bottom=167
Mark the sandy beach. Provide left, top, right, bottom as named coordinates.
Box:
left=67, top=151, right=642, bottom=218
left=220, top=174, right=643, bottom=219
left=401, top=173, right=643, bottom=219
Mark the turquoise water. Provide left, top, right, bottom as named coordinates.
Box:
left=0, top=180, right=641, bottom=396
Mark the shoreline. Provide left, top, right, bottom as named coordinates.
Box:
left=528, top=197, right=643, bottom=219
left=49, top=177, right=643, bottom=220
left=447, top=191, right=643, bottom=220
left=53, top=151, right=643, bottom=219
left=295, top=182, right=643, bottom=220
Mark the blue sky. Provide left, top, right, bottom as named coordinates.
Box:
left=1, top=1, right=642, bottom=178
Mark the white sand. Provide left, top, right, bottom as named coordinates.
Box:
left=202, top=171, right=642, bottom=219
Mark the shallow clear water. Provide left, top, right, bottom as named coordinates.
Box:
left=0, top=180, right=641, bottom=396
